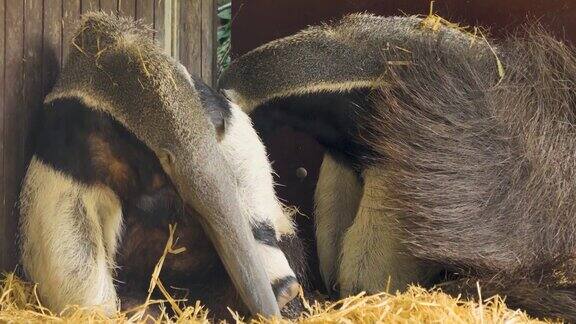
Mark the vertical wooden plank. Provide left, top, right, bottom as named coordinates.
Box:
left=169, top=0, right=177, bottom=57
left=99, top=0, right=118, bottom=14
left=62, top=0, right=80, bottom=63
left=118, top=0, right=135, bottom=19
left=24, top=0, right=45, bottom=123
left=136, top=0, right=154, bottom=38
left=0, top=0, right=6, bottom=271
left=24, top=0, right=45, bottom=234
left=3, top=0, right=24, bottom=271
left=154, top=0, right=165, bottom=44
left=200, top=0, right=216, bottom=86
left=178, top=0, right=201, bottom=76
left=43, top=0, right=62, bottom=94
left=81, top=0, right=100, bottom=13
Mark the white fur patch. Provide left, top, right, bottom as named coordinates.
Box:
left=20, top=157, right=122, bottom=314
left=219, top=103, right=295, bottom=237
left=314, top=154, right=363, bottom=291
left=218, top=103, right=298, bottom=288
left=256, top=243, right=296, bottom=281
left=338, top=167, right=439, bottom=296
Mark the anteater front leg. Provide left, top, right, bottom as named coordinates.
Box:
left=338, top=167, right=440, bottom=297
left=218, top=103, right=300, bottom=308
left=20, top=157, right=122, bottom=315
left=314, top=154, right=363, bottom=293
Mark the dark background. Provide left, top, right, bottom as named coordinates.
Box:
left=230, top=0, right=576, bottom=290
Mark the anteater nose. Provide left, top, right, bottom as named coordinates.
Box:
left=273, top=276, right=301, bottom=309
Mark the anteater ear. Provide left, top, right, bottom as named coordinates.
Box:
left=218, top=13, right=489, bottom=114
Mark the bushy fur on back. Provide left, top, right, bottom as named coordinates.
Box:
left=219, top=14, right=491, bottom=113
left=357, top=27, right=576, bottom=320
left=45, top=12, right=212, bottom=157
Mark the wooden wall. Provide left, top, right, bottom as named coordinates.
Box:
left=0, top=0, right=217, bottom=271
left=231, top=0, right=576, bottom=290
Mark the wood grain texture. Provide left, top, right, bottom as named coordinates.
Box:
left=200, top=0, right=216, bottom=87
left=154, top=0, right=165, bottom=45
left=62, top=0, right=80, bottom=63
left=0, top=0, right=6, bottom=270
left=24, top=0, right=45, bottom=215
left=3, top=0, right=24, bottom=270
left=81, top=0, right=100, bottom=13
left=118, top=0, right=135, bottom=19
left=43, top=0, right=61, bottom=95
left=24, top=0, right=45, bottom=117
left=178, top=0, right=201, bottom=76
left=99, top=0, right=118, bottom=14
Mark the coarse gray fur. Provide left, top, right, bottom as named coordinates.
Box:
left=219, top=13, right=576, bottom=321
left=219, top=14, right=491, bottom=113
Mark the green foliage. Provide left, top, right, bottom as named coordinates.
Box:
left=217, top=1, right=232, bottom=75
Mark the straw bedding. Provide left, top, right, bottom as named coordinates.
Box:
left=0, top=272, right=550, bottom=323
left=0, top=227, right=551, bottom=323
